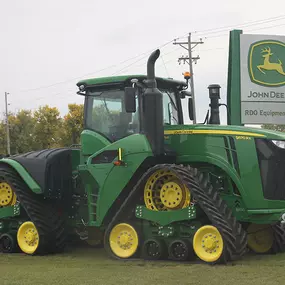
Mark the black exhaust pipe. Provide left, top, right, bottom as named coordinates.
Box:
left=143, top=49, right=164, bottom=156
left=147, top=49, right=160, bottom=83
left=208, top=84, right=221, bottom=125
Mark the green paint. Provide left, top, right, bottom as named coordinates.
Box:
left=227, top=29, right=243, bottom=126
left=0, top=159, right=42, bottom=194
left=77, top=75, right=187, bottom=89
left=80, top=129, right=110, bottom=157
left=0, top=219, right=22, bottom=237
left=164, top=123, right=285, bottom=222
left=135, top=205, right=196, bottom=226
left=0, top=204, right=20, bottom=219
left=248, top=40, right=285, bottom=87
left=141, top=219, right=202, bottom=245
left=3, top=54, right=285, bottom=259
left=78, top=133, right=153, bottom=226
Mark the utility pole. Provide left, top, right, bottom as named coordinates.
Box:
left=5, top=92, right=10, bottom=156
left=173, top=33, right=203, bottom=124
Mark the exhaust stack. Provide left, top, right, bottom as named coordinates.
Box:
left=143, top=49, right=164, bottom=156
left=208, top=84, right=221, bottom=125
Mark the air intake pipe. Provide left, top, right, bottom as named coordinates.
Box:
left=208, top=84, right=221, bottom=125
left=142, top=49, right=164, bottom=156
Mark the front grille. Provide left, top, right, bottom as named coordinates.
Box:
left=255, top=138, right=285, bottom=200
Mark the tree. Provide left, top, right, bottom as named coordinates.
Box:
left=61, top=103, right=84, bottom=146
left=33, top=105, right=63, bottom=149
left=261, top=124, right=285, bottom=132
left=0, top=122, right=7, bottom=155
left=8, top=110, right=36, bottom=153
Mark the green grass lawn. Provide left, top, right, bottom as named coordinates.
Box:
left=0, top=246, right=285, bottom=285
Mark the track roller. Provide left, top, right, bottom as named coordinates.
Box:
left=246, top=223, right=273, bottom=254
left=0, top=181, right=17, bottom=207
left=168, top=239, right=191, bottom=261
left=104, top=222, right=140, bottom=259
left=0, top=233, right=16, bottom=253
left=142, top=238, right=167, bottom=260
left=193, top=225, right=224, bottom=264
left=17, top=221, right=39, bottom=254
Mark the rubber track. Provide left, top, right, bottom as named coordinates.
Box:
left=272, top=222, right=285, bottom=253
left=104, top=163, right=248, bottom=263
left=179, top=165, right=248, bottom=262
left=0, top=166, right=68, bottom=255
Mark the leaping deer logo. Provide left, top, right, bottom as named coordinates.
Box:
left=257, top=47, right=285, bottom=76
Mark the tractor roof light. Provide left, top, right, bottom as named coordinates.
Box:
left=79, top=84, right=85, bottom=91
left=183, top=72, right=191, bottom=80
left=208, top=84, right=221, bottom=99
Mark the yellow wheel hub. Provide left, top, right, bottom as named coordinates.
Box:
left=193, top=225, right=224, bottom=263
left=247, top=223, right=273, bottom=253
left=0, top=182, right=16, bottom=207
left=17, top=221, right=39, bottom=254
left=109, top=223, right=138, bottom=258
left=160, top=181, right=183, bottom=209
left=144, top=169, right=190, bottom=211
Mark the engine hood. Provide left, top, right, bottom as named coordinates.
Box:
left=163, top=124, right=285, bottom=140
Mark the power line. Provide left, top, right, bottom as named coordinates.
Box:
left=160, top=54, right=169, bottom=77
left=193, top=14, right=285, bottom=36
left=173, top=34, right=204, bottom=124
left=246, top=22, right=285, bottom=33
left=16, top=14, right=285, bottom=95
left=203, top=21, right=285, bottom=39
left=19, top=37, right=186, bottom=93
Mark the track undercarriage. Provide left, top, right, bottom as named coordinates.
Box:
left=0, top=164, right=68, bottom=255
left=103, top=164, right=285, bottom=264
left=0, top=162, right=285, bottom=265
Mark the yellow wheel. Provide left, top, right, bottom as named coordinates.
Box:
left=193, top=225, right=224, bottom=263
left=108, top=223, right=139, bottom=258
left=17, top=221, right=39, bottom=254
left=144, top=169, right=190, bottom=211
left=0, top=182, right=17, bottom=207
left=247, top=223, right=273, bottom=253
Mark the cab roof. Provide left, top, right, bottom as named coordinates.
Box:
left=76, top=75, right=188, bottom=91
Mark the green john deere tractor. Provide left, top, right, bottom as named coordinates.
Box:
left=0, top=49, right=285, bottom=264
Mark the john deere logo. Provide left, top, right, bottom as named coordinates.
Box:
left=248, top=40, right=285, bottom=87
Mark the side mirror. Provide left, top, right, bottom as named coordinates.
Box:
left=188, top=97, right=194, bottom=121
left=124, top=87, right=136, bottom=113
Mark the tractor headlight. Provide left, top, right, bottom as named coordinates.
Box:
left=79, top=84, right=85, bottom=91
left=271, top=140, right=285, bottom=149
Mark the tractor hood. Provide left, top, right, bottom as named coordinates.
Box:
left=163, top=124, right=285, bottom=140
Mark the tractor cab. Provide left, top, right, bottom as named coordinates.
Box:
left=76, top=74, right=189, bottom=156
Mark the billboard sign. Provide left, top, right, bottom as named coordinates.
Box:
left=240, top=34, right=285, bottom=124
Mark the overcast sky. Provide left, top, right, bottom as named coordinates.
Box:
left=1, top=0, right=285, bottom=124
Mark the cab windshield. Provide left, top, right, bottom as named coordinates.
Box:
left=85, top=88, right=179, bottom=142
